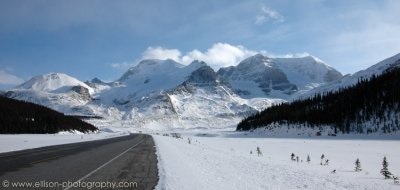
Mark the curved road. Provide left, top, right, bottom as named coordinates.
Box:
left=0, top=134, right=158, bottom=190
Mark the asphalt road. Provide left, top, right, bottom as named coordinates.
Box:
left=0, top=134, right=158, bottom=190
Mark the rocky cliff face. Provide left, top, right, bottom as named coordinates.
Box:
left=217, top=54, right=297, bottom=98
left=217, top=54, right=343, bottom=99
left=185, top=65, right=218, bottom=85
left=71, top=85, right=91, bottom=100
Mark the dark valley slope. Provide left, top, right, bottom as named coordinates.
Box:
left=0, top=96, right=97, bottom=134
left=237, top=67, right=400, bottom=134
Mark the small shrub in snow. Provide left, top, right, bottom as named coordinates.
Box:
left=381, top=156, right=392, bottom=179
left=355, top=158, right=362, bottom=172
left=171, top=133, right=182, bottom=139
left=256, top=147, right=263, bottom=156
left=394, top=176, right=399, bottom=184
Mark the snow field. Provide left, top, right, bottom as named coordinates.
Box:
left=153, top=133, right=400, bottom=190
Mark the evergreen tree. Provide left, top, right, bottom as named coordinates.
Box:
left=355, top=158, right=362, bottom=172
left=320, top=154, right=325, bottom=165
left=0, top=96, right=97, bottom=134
left=236, top=68, right=400, bottom=134
left=381, top=156, right=392, bottom=179
left=394, top=176, right=399, bottom=184
left=256, top=147, right=262, bottom=156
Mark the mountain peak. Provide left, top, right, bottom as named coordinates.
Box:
left=254, top=53, right=268, bottom=59
left=188, top=60, right=208, bottom=68
left=236, top=54, right=270, bottom=70
left=90, top=77, right=105, bottom=84
left=301, top=55, right=323, bottom=62
left=108, top=58, right=210, bottom=102
left=137, top=59, right=184, bottom=68
left=17, top=72, right=92, bottom=93
left=270, top=55, right=342, bottom=85
left=118, top=59, right=185, bottom=82
left=300, top=52, right=400, bottom=100
left=185, top=66, right=218, bottom=85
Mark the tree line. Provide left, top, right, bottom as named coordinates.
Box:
left=0, top=96, right=97, bottom=134
left=237, top=67, right=400, bottom=134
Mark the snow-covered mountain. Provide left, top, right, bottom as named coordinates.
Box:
left=301, top=53, right=400, bottom=99
left=217, top=54, right=342, bottom=99
left=5, top=73, right=94, bottom=115
left=17, top=72, right=93, bottom=94
left=97, top=59, right=206, bottom=105
left=271, top=56, right=342, bottom=91
left=3, top=55, right=343, bottom=129
left=4, top=60, right=267, bottom=129
left=113, top=65, right=261, bottom=129
left=85, top=77, right=112, bottom=94
left=14, top=53, right=400, bottom=130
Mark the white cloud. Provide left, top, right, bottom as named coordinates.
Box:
left=0, top=70, right=24, bottom=85
left=112, top=43, right=316, bottom=70
left=135, top=43, right=318, bottom=70
left=181, top=43, right=257, bottom=68
left=140, top=43, right=258, bottom=69
left=110, top=46, right=183, bottom=70
left=142, top=47, right=182, bottom=62
left=110, top=62, right=135, bottom=69
left=255, top=5, right=284, bottom=25
left=267, top=52, right=311, bottom=59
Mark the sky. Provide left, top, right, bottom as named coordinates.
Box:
left=0, top=0, right=399, bottom=89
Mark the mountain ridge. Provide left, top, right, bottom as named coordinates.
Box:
left=5, top=53, right=398, bottom=130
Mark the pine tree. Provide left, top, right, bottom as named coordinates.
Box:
left=256, top=147, right=262, bottom=156
left=381, top=156, right=392, bottom=179
left=393, top=176, right=399, bottom=184
left=307, top=155, right=310, bottom=163
left=355, top=158, right=362, bottom=172
left=291, top=153, right=295, bottom=161
left=236, top=68, right=400, bottom=134
left=320, top=154, right=325, bottom=165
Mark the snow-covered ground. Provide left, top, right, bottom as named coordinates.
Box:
left=2, top=123, right=399, bottom=190
left=0, top=131, right=129, bottom=153
left=153, top=131, right=400, bottom=190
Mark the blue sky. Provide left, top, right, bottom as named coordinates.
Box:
left=0, top=0, right=399, bottom=89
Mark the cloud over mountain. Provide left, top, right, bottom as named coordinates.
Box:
left=141, top=43, right=257, bottom=69
left=0, top=70, right=24, bottom=85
